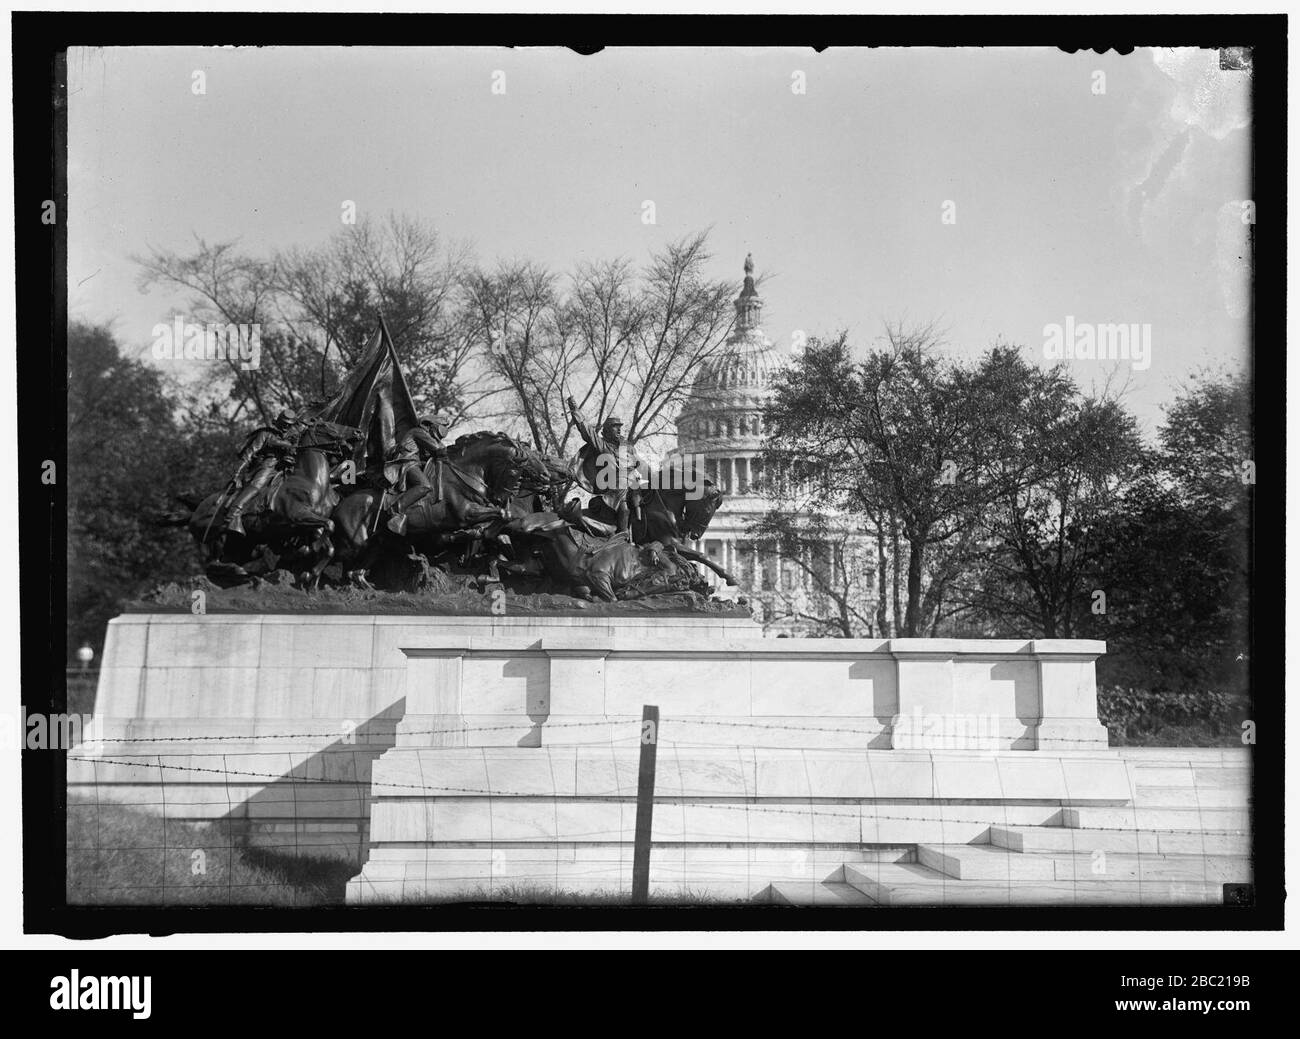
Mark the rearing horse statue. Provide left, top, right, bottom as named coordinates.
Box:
left=573, top=458, right=736, bottom=586
left=329, top=431, right=553, bottom=588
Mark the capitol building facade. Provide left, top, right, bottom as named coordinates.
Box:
left=671, top=256, right=873, bottom=635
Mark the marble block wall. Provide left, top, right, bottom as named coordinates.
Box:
left=68, top=614, right=1117, bottom=890
left=385, top=633, right=1109, bottom=752
left=67, top=611, right=760, bottom=862
left=346, top=631, right=1114, bottom=901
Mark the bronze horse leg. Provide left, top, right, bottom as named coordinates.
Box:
left=303, top=526, right=335, bottom=590
left=667, top=543, right=737, bottom=586
left=332, top=491, right=383, bottom=589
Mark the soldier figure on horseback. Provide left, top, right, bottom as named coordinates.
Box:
left=223, top=409, right=304, bottom=535
left=384, top=414, right=452, bottom=536
left=183, top=315, right=734, bottom=598
left=566, top=395, right=647, bottom=534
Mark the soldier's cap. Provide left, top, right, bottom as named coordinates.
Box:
left=420, top=414, right=452, bottom=430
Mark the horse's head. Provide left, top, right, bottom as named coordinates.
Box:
left=480, top=443, right=550, bottom=505
left=540, top=453, right=577, bottom=485
left=518, top=453, right=576, bottom=510
left=681, top=478, right=725, bottom=541
left=513, top=448, right=562, bottom=496
left=448, top=430, right=514, bottom=457
left=299, top=420, right=364, bottom=461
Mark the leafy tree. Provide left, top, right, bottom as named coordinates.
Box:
left=957, top=392, right=1146, bottom=637
left=1160, top=368, right=1254, bottom=510
left=763, top=328, right=1076, bottom=636
left=67, top=321, right=203, bottom=655
left=1084, top=369, right=1251, bottom=697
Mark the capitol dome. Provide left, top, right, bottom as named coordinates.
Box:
left=669, top=253, right=871, bottom=635
left=676, top=253, right=787, bottom=454
left=669, top=254, right=793, bottom=613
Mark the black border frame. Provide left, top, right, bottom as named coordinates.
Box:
left=15, top=11, right=1284, bottom=937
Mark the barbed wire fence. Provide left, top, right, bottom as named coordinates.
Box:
left=64, top=697, right=1253, bottom=907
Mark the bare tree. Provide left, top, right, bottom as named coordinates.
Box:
left=135, top=214, right=479, bottom=428
left=743, top=511, right=878, bottom=638
left=134, top=236, right=283, bottom=426
left=461, top=231, right=736, bottom=459
left=274, top=214, right=480, bottom=420
left=460, top=260, right=572, bottom=450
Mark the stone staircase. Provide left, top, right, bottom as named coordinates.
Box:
left=760, top=751, right=1252, bottom=906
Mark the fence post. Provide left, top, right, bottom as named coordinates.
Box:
left=632, top=704, right=659, bottom=904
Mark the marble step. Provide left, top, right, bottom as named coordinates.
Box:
left=990, top=825, right=1249, bottom=856
left=761, top=880, right=877, bottom=906
left=917, top=843, right=1056, bottom=880
left=1048, top=853, right=1251, bottom=884
left=841, top=863, right=1227, bottom=906
left=1061, top=807, right=1250, bottom=832
left=1131, top=785, right=1252, bottom=809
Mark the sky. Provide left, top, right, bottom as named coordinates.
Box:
left=67, top=45, right=1252, bottom=435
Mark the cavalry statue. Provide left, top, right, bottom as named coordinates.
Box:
left=222, top=409, right=305, bottom=536
left=184, top=416, right=363, bottom=589
left=329, top=430, right=554, bottom=590
left=174, top=317, right=732, bottom=602
left=566, top=394, right=647, bottom=534
left=381, top=414, right=451, bottom=536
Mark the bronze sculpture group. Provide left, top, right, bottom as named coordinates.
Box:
left=179, top=319, right=736, bottom=602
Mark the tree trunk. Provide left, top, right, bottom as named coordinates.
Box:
left=875, top=522, right=890, bottom=637
left=929, top=596, right=944, bottom=637
left=890, top=511, right=903, bottom=637
left=905, top=539, right=925, bottom=637
left=1040, top=596, right=1058, bottom=638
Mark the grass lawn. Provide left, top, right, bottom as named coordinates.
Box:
left=375, top=885, right=730, bottom=905
left=66, top=801, right=732, bottom=906
left=66, top=800, right=355, bottom=906
left=1107, top=723, right=1246, bottom=747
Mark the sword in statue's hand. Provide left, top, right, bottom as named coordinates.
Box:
left=202, top=458, right=250, bottom=545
